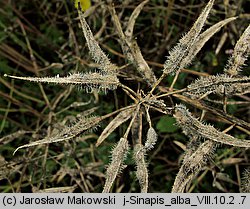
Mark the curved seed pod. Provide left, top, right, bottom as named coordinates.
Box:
left=181, top=17, right=237, bottom=68
left=185, top=75, right=250, bottom=99
left=172, top=140, right=215, bottom=193
left=103, top=137, right=129, bottom=193
left=174, top=104, right=250, bottom=148
left=241, top=168, right=250, bottom=193
left=125, top=0, right=149, bottom=41
left=78, top=9, right=118, bottom=73
left=224, top=24, right=250, bottom=76
left=133, top=144, right=148, bottom=193
left=108, top=2, right=156, bottom=85
left=163, top=0, right=215, bottom=75
left=145, top=127, right=158, bottom=151
left=13, top=115, right=101, bottom=155
left=130, top=40, right=157, bottom=85
left=4, top=72, right=120, bottom=92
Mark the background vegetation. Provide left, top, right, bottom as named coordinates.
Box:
left=0, top=0, right=250, bottom=192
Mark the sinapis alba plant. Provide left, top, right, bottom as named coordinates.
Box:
left=4, top=0, right=250, bottom=192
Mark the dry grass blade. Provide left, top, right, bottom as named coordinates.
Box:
left=96, top=106, right=136, bottom=147
left=133, top=144, right=148, bottom=193
left=102, top=137, right=129, bottom=193
left=4, top=73, right=120, bottom=92
left=174, top=104, right=250, bottom=147
left=78, top=9, right=118, bottom=73
left=0, top=156, right=23, bottom=180
left=34, top=185, right=77, bottom=193
left=0, top=130, right=31, bottom=144
left=172, top=140, right=215, bottom=193
left=163, top=0, right=214, bottom=75
left=185, top=75, right=250, bottom=99
left=224, top=24, right=250, bottom=76
left=182, top=17, right=237, bottom=67
left=13, top=116, right=101, bottom=154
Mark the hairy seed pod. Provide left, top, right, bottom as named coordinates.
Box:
left=145, top=127, right=158, bottom=151
left=224, top=24, right=250, bottom=76
left=172, top=140, right=215, bottom=193
left=174, top=104, right=250, bottom=148
left=241, top=168, right=250, bottom=193
left=103, top=137, right=129, bottom=193
left=5, top=72, right=120, bottom=92
left=185, top=75, right=250, bottom=99
left=78, top=9, right=118, bottom=73
left=163, top=0, right=215, bottom=75
left=133, top=144, right=148, bottom=193
left=13, top=116, right=101, bottom=155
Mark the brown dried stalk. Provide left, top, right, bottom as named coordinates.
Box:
left=0, top=157, right=23, bottom=181
left=0, top=130, right=31, bottom=145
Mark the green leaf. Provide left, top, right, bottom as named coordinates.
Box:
left=156, top=115, right=179, bottom=133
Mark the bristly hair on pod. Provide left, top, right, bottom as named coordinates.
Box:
left=133, top=144, right=148, bottom=193
left=144, top=127, right=158, bottom=151
left=224, top=24, right=250, bottom=76
left=172, top=139, right=216, bottom=193
left=4, top=72, right=120, bottom=93
left=13, top=115, right=101, bottom=155
left=180, top=17, right=237, bottom=69
left=241, top=168, right=250, bottom=193
left=78, top=8, right=118, bottom=74
left=174, top=104, right=250, bottom=148
left=163, top=0, right=215, bottom=75
left=185, top=75, right=250, bottom=99
left=103, top=137, right=129, bottom=193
